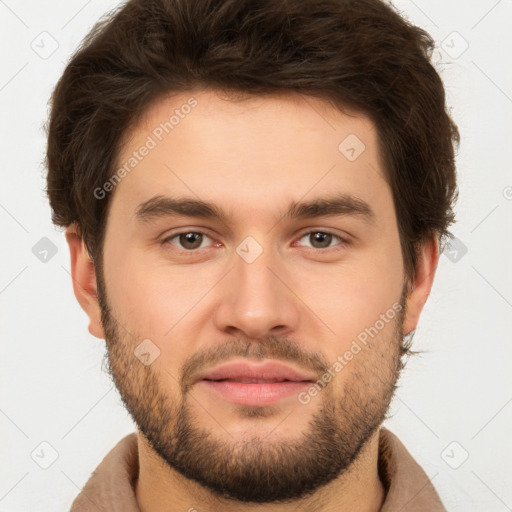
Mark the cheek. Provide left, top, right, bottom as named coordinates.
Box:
left=102, top=243, right=168, bottom=332
left=300, top=247, right=403, bottom=347
left=313, top=277, right=402, bottom=399
left=102, top=245, right=220, bottom=355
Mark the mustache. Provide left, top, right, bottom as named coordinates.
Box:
left=180, top=335, right=329, bottom=393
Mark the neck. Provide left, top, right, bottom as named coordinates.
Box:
left=135, top=428, right=385, bottom=512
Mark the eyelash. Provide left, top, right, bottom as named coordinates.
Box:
left=161, top=229, right=349, bottom=254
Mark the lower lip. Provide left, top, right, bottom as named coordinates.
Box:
left=199, top=380, right=312, bottom=406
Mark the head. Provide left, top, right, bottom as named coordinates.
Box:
left=46, top=0, right=458, bottom=504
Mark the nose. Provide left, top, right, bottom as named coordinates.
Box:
left=213, top=242, right=300, bottom=340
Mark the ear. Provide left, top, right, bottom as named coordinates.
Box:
left=65, top=224, right=105, bottom=339
left=403, top=236, right=440, bottom=335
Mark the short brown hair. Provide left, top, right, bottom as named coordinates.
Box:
left=46, top=0, right=459, bottom=284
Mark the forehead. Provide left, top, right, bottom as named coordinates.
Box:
left=110, top=88, right=390, bottom=224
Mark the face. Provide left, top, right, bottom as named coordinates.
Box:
left=91, top=89, right=413, bottom=502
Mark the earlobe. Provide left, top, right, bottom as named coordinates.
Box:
left=402, top=236, right=440, bottom=335
left=65, top=224, right=105, bottom=339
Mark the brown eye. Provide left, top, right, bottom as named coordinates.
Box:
left=165, top=232, right=212, bottom=251
left=310, top=232, right=332, bottom=248
left=180, top=232, right=203, bottom=250
left=297, top=231, right=344, bottom=250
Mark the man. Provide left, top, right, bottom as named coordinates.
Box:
left=45, top=0, right=459, bottom=510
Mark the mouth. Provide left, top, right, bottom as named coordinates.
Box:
left=199, top=379, right=313, bottom=406
left=195, top=360, right=316, bottom=406
left=204, top=378, right=300, bottom=383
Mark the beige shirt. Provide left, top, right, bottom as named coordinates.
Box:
left=70, top=428, right=446, bottom=511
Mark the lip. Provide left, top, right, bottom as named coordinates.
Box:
left=196, top=359, right=317, bottom=383
left=195, top=359, right=316, bottom=406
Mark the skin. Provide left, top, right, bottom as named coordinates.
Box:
left=66, top=88, right=439, bottom=511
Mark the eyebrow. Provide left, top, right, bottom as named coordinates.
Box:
left=134, top=193, right=375, bottom=225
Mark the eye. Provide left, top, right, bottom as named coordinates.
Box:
left=163, top=231, right=214, bottom=251
left=161, top=229, right=348, bottom=254
left=295, top=230, right=347, bottom=250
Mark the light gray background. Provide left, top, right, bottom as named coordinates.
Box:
left=1, top=0, right=511, bottom=510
